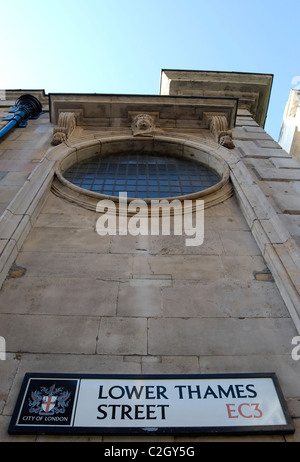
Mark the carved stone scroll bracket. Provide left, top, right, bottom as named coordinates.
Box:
left=51, top=112, right=77, bottom=146
left=130, top=113, right=156, bottom=137
left=209, top=115, right=235, bottom=149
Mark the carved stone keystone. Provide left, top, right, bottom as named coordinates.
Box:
left=131, top=113, right=155, bottom=137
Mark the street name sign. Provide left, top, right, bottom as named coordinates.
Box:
left=8, top=373, right=294, bottom=435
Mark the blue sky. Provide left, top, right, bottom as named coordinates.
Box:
left=0, top=0, right=299, bottom=140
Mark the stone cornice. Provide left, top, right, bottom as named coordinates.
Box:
left=160, top=70, right=273, bottom=128
left=48, top=93, right=238, bottom=131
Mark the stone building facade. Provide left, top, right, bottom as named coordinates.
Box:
left=279, top=89, right=300, bottom=162
left=0, top=70, right=300, bottom=442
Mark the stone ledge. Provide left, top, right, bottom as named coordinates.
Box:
left=0, top=157, right=56, bottom=289
left=254, top=166, right=300, bottom=182
left=271, top=158, right=300, bottom=169
left=0, top=239, right=18, bottom=288
left=230, top=163, right=300, bottom=334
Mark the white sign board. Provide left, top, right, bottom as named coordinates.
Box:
left=9, top=373, right=294, bottom=435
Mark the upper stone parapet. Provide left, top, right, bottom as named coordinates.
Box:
left=160, top=70, right=273, bottom=128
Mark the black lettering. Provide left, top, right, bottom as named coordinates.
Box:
left=217, top=385, right=236, bottom=399
left=125, top=385, right=144, bottom=399
left=157, top=386, right=168, bottom=399
left=145, top=386, right=155, bottom=399
left=203, top=386, right=218, bottom=399
left=97, top=404, right=108, bottom=419
left=135, top=405, right=145, bottom=419
left=109, top=404, right=121, bottom=418
left=109, top=386, right=125, bottom=399
left=157, top=404, right=169, bottom=419
left=98, top=385, right=108, bottom=399
left=235, top=384, right=247, bottom=398
left=146, top=405, right=157, bottom=419
left=121, top=405, right=133, bottom=420
left=246, top=384, right=257, bottom=398
left=98, top=404, right=168, bottom=421
left=187, top=385, right=201, bottom=399
left=174, top=385, right=186, bottom=399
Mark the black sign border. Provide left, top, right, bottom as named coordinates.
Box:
left=8, top=372, right=295, bottom=436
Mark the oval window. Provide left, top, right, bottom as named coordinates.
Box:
left=63, top=152, right=221, bottom=199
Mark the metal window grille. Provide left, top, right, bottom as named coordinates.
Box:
left=64, top=153, right=221, bottom=198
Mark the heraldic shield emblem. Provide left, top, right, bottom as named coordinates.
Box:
left=42, top=394, right=57, bottom=414
left=30, top=383, right=71, bottom=416
left=11, top=376, right=79, bottom=428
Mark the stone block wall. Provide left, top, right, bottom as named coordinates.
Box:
left=0, top=87, right=300, bottom=443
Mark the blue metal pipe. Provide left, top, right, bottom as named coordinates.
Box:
left=0, top=94, right=42, bottom=141
left=0, top=119, right=19, bottom=138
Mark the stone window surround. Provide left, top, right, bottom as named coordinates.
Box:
left=53, top=135, right=232, bottom=212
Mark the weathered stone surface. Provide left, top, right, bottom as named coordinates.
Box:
left=1, top=81, right=300, bottom=442
left=117, top=281, right=164, bottom=317
left=0, top=276, right=118, bottom=316
left=255, top=167, right=300, bottom=181
left=162, top=279, right=288, bottom=318
left=271, top=157, right=300, bottom=169
left=0, top=313, right=99, bottom=354
left=15, top=252, right=133, bottom=279
left=148, top=317, right=297, bottom=356
left=97, top=317, right=148, bottom=355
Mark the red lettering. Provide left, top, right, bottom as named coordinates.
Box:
left=226, top=403, right=263, bottom=419
left=252, top=403, right=263, bottom=418
left=226, top=403, right=238, bottom=418
left=238, top=403, right=252, bottom=418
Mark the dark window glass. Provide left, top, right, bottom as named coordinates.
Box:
left=64, top=152, right=221, bottom=198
